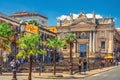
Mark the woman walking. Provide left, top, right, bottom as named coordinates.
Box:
left=78, top=60, right=82, bottom=74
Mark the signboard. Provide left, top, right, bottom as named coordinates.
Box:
left=26, top=24, right=38, bottom=34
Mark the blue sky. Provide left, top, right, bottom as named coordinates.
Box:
left=0, top=0, right=120, bottom=27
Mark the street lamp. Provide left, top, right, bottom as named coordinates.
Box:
left=12, top=41, right=17, bottom=80
left=12, top=23, right=25, bottom=80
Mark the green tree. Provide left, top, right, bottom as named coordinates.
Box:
left=0, top=22, right=14, bottom=40
left=0, top=22, right=14, bottom=74
left=64, top=33, right=76, bottom=75
left=28, top=20, right=40, bottom=27
left=17, top=34, right=46, bottom=80
left=47, top=37, right=65, bottom=76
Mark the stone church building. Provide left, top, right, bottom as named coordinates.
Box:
left=57, top=12, right=120, bottom=59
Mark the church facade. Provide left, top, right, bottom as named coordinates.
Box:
left=57, top=12, right=120, bottom=59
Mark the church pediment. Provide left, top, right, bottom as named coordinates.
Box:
left=71, top=18, right=94, bottom=26
left=78, top=22, right=86, bottom=24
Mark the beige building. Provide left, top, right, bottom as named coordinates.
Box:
left=57, top=12, right=120, bottom=59
left=11, top=12, right=48, bottom=27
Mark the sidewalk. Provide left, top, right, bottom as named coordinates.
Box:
left=33, top=66, right=119, bottom=79
left=1, top=66, right=119, bottom=79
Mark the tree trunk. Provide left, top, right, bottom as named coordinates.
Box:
left=53, top=48, right=56, bottom=76
left=28, top=56, right=33, bottom=80
left=70, top=42, right=73, bottom=75
left=0, top=49, right=2, bottom=74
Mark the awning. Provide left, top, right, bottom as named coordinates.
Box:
left=104, top=55, right=113, bottom=59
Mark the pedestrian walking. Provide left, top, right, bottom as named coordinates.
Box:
left=100, top=60, right=104, bottom=69
left=78, top=60, right=82, bottom=74
left=116, top=59, right=119, bottom=66
left=83, top=59, right=87, bottom=74
left=16, top=59, right=20, bottom=71
left=113, top=59, right=116, bottom=66
left=10, top=59, right=15, bottom=71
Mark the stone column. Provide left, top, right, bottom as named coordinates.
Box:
left=109, top=30, right=113, bottom=53
left=89, top=31, right=92, bottom=53
left=93, top=31, right=96, bottom=53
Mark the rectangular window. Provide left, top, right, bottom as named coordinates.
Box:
left=41, top=20, right=45, bottom=24
left=101, top=41, right=105, bottom=49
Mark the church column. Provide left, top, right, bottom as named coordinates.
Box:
left=89, top=31, right=92, bottom=53
left=93, top=31, right=96, bottom=53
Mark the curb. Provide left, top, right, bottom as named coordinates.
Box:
left=33, top=66, right=118, bottom=79
left=79, top=66, right=118, bottom=78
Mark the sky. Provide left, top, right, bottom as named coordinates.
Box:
left=0, top=0, right=120, bottom=27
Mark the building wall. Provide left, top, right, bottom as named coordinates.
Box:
left=14, top=16, right=48, bottom=26
left=56, top=12, right=120, bottom=59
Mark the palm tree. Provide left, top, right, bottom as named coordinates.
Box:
left=0, top=22, right=14, bottom=74
left=28, top=20, right=42, bottom=27
left=64, top=33, right=76, bottom=75
left=47, top=37, right=65, bottom=76
left=17, top=34, right=46, bottom=80
left=0, top=22, right=14, bottom=40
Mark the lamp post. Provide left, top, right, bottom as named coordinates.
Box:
left=12, top=23, right=25, bottom=80
left=12, top=41, right=17, bottom=80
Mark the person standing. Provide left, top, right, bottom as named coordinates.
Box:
left=83, top=59, right=87, bottom=74
left=78, top=60, right=82, bottom=74
left=16, top=59, right=20, bottom=71
left=10, top=59, right=15, bottom=71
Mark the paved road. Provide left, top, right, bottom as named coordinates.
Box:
left=0, top=67, right=120, bottom=80
left=84, top=66, right=120, bottom=80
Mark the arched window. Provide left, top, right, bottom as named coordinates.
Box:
left=80, top=32, right=86, bottom=39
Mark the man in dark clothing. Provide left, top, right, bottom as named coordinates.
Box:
left=83, top=59, right=87, bottom=74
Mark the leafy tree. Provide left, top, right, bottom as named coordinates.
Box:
left=28, top=20, right=40, bottom=27
left=47, top=37, right=65, bottom=76
left=0, top=22, right=14, bottom=74
left=17, top=34, right=46, bottom=80
left=64, top=33, right=76, bottom=75
left=0, top=22, right=14, bottom=58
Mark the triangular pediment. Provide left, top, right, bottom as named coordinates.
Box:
left=78, top=22, right=86, bottom=24
left=70, top=17, right=95, bottom=27
left=77, top=12, right=86, bottom=19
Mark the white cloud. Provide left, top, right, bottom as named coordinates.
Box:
left=95, top=14, right=103, bottom=19
left=57, top=15, right=70, bottom=21
left=72, top=14, right=79, bottom=19
left=86, top=13, right=103, bottom=19
left=57, top=13, right=103, bottom=21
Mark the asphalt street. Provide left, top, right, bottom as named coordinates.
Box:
left=84, top=66, right=120, bottom=80
left=0, top=67, right=120, bottom=80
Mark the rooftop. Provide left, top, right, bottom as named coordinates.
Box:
left=11, top=12, right=48, bottom=19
